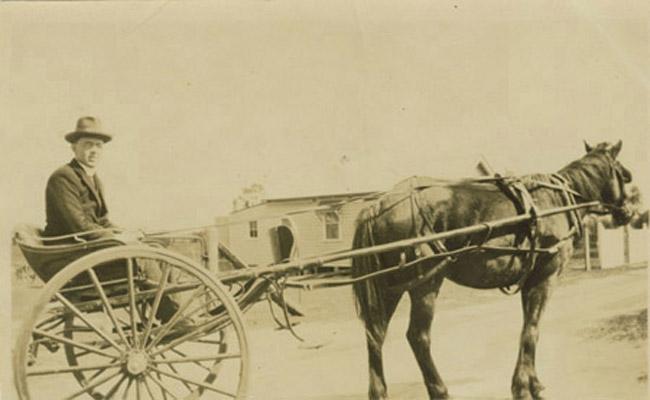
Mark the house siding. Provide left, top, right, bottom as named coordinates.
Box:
left=217, top=197, right=369, bottom=267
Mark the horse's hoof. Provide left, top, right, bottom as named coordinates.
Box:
left=511, top=390, right=534, bottom=400
left=427, top=384, right=449, bottom=399
left=368, top=391, right=388, bottom=400
left=530, top=380, right=545, bottom=399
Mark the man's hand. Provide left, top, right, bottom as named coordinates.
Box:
left=114, top=229, right=144, bottom=244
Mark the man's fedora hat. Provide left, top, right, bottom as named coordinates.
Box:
left=65, top=117, right=112, bottom=143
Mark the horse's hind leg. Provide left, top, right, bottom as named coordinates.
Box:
left=512, top=274, right=556, bottom=400
left=366, top=291, right=403, bottom=400
left=407, top=277, right=448, bottom=400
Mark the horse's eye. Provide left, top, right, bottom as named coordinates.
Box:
left=620, top=167, right=632, bottom=183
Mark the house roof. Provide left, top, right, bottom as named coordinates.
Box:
left=265, top=191, right=378, bottom=203
left=230, top=191, right=378, bottom=215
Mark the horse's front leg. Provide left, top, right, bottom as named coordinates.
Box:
left=407, top=277, right=448, bottom=400
left=512, top=273, right=556, bottom=400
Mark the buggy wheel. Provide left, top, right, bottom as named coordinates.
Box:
left=14, top=245, right=249, bottom=400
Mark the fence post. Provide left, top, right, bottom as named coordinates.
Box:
left=623, top=225, right=630, bottom=265
left=584, top=224, right=591, bottom=271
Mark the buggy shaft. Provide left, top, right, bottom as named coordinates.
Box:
left=217, top=201, right=600, bottom=284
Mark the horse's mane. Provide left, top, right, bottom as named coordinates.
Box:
left=558, top=149, right=612, bottom=202
left=355, top=173, right=563, bottom=226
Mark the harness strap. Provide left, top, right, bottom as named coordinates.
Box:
left=412, top=190, right=448, bottom=254
left=366, top=203, right=384, bottom=268
left=377, top=190, right=453, bottom=292
left=498, top=180, right=540, bottom=295
left=551, top=173, right=583, bottom=239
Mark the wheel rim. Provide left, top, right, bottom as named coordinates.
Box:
left=14, top=245, right=248, bottom=400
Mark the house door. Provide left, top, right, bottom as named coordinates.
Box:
left=269, top=225, right=295, bottom=263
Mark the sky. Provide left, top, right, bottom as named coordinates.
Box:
left=1, top=0, right=647, bottom=233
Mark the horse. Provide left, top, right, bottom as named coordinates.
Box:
left=351, top=141, right=633, bottom=400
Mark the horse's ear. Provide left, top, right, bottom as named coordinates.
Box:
left=610, top=140, right=622, bottom=158
left=584, top=140, right=594, bottom=153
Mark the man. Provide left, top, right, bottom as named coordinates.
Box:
left=44, top=117, right=183, bottom=324
left=44, top=116, right=116, bottom=240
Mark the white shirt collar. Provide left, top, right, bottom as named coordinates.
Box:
left=77, top=160, right=97, bottom=177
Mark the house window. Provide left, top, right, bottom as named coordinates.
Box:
left=324, top=211, right=340, bottom=240
left=249, top=221, right=258, bottom=238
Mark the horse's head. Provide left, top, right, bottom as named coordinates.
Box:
left=583, top=140, right=633, bottom=226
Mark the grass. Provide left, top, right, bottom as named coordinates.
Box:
left=584, top=308, right=648, bottom=342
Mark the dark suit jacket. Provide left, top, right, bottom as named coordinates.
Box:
left=44, top=159, right=115, bottom=240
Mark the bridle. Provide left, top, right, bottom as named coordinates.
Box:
left=559, top=152, right=631, bottom=217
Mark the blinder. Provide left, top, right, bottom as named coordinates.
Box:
left=602, top=157, right=633, bottom=224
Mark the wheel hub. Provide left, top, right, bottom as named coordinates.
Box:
left=125, top=351, right=149, bottom=375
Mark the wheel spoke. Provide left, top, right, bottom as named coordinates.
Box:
left=73, top=349, right=92, bottom=358
left=31, top=328, right=118, bottom=359
left=136, top=376, right=143, bottom=400
left=145, top=286, right=208, bottom=351
left=62, top=369, right=122, bottom=400
left=39, top=316, right=66, bottom=333
left=142, top=375, right=156, bottom=400
left=193, top=338, right=226, bottom=345
left=169, top=348, right=212, bottom=373
left=55, top=293, right=124, bottom=353
left=136, top=301, right=149, bottom=330
left=35, top=313, right=63, bottom=330
left=122, top=377, right=135, bottom=400
left=59, top=277, right=132, bottom=294
left=160, top=293, right=224, bottom=335
left=184, top=293, right=224, bottom=320
left=141, top=263, right=172, bottom=349
left=150, top=366, right=236, bottom=398
left=105, top=374, right=128, bottom=398
left=155, top=369, right=170, bottom=400
left=127, top=258, right=140, bottom=348
left=27, top=360, right=122, bottom=376
left=146, top=371, right=177, bottom=399
left=150, top=314, right=229, bottom=357
left=87, top=267, right=132, bottom=350
left=87, top=364, right=114, bottom=383
left=158, top=352, right=193, bottom=392
left=151, top=353, right=240, bottom=365
left=63, top=324, right=94, bottom=333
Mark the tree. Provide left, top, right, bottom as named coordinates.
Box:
left=625, top=184, right=648, bottom=229
left=626, top=185, right=643, bottom=212
left=232, top=183, right=266, bottom=211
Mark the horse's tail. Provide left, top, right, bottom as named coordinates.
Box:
left=351, top=208, right=386, bottom=328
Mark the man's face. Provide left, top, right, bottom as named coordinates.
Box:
left=72, top=137, right=104, bottom=168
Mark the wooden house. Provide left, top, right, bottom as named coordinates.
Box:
left=216, top=192, right=376, bottom=268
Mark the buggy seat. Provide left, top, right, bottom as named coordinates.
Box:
left=14, top=224, right=125, bottom=283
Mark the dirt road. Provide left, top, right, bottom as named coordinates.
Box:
left=244, top=266, right=647, bottom=400
left=9, top=265, right=646, bottom=399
